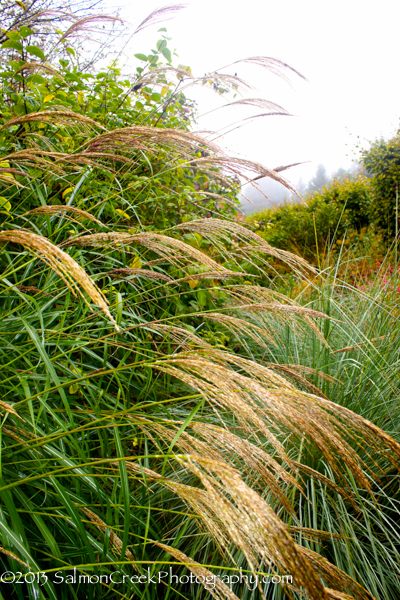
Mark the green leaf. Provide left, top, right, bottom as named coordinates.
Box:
left=162, top=47, right=172, bottom=62
left=9, top=59, right=24, bottom=69
left=14, top=488, right=62, bottom=562
left=6, top=30, right=21, bottom=41
left=19, top=26, right=33, bottom=39
left=50, top=478, right=96, bottom=564
left=161, top=398, right=204, bottom=479
left=65, top=47, right=75, bottom=56
left=26, top=45, right=46, bottom=60
left=1, top=40, right=23, bottom=52
left=0, top=499, right=58, bottom=600
left=22, top=319, right=72, bottom=420
left=27, top=73, right=46, bottom=84
left=65, top=72, right=80, bottom=83
left=114, top=427, right=130, bottom=560
left=134, top=53, right=148, bottom=62
left=151, top=92, right=161, bottom=102
left=197, top=290, right=207, bottom=308
left=0, top=197, right=11, bottom=212
left=156, top=39, right=167, bottom=51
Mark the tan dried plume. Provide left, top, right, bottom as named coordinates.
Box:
left=0, top=167, right=30, bottom=178
left=154, top=542, right=241, bottom=600
left=227, top=300, right=327, bottom=323
left=60, top=231, right=132, bottom=248
left=133, top=65, right=195, bottom=89
left=201, top=98, right=290, bottom=118
left=289, top=527, right=345, bottom=542
left=153, top=356, right=291, bottom=462
left=80, top=507, right=134, bottom=561
left=14, top=62, right=65, bottom=81
left=123, top=460, right=231, bottom=553
left=0, top=173, right=25, bottom=188
left=58, top=15, right=122, bottom=43
left=199, top=72, right=252, bottom=94
left=25, top=205, right=103, bottom=225
left=1, top=149, right=113, bottom=179
left=147, top=322, right=211, bottom=352
left=81, top=125, right=221, bottom=157
left=130, top=414, right=297, bottom=515
left=0, top=110, right=104, bottom=132
left=223, top=285, right=330, bottom=348
left=153, top=351, right=400, bottom=489
left=178, top=455, right=327, bottom=600
left=1, top=149, right=66, bottom=173
left=61, top=231, right=226, bottom=272
left=175, top=270, right=254, bottom=283
left=189, top=422, right=299, bottom=514
left=300, top=547, right=376, bottom=600
left=107, top=268, right=172, bottom=282
left=332, top=335, right=387, bottom=354
left=264, top=363, right=329, bottom=399
left=134, top=5, right=186, bottom=34
left=175, top=218, right=315, bottom=274
left=130, top=416, right=220, bottom=460
left=0, top=399, right=23, bottom=420
left=202, top=313, right=276, bottom=347
left=0, top=547, right=30, bottom=569
left=184, top=157, right=298, bottom=195
left=227, top=56, right=307, bottom=84
left=0, top=230, right=116, bottom=328
left=123, top=449, right=376, bottom=599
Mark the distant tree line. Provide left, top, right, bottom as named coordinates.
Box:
left=241, top=161, right=362, bottom=214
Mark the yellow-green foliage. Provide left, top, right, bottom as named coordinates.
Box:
left=361, top=133, right=400, bottom=241
left=247, top=176, right=373, bottom=262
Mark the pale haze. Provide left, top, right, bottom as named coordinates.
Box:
left=111, top=0, right=400, bottom=188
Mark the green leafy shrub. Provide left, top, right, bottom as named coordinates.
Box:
left=248, top=176, right=373, bottom=263
left=313, top=176, right=372, bottom=230
left=0, top=26, right=241, bottom=229
left=361, top=133, right=400, bottom=241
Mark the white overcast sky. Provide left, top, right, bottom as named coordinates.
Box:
left=106, top=0, right=400, bottom=186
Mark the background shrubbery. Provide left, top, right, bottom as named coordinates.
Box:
left=247, top=176, right=374, bottom=263
left=361, top=135, right=400, bottom=241
left=247, top=131, right=400, bottom=265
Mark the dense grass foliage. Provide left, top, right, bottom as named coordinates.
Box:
left=249, top=256, right=400, bottom=600
left=0, top=15, right=400, bottom=600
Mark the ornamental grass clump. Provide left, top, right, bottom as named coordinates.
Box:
left=0, top=10, right=399, bottom=600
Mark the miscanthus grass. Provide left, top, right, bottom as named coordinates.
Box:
left=1, top=210, right=400, bottom=600
left=0, top=104, right=399, bottom=600
left=241, top=249, right=400, bottom=600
